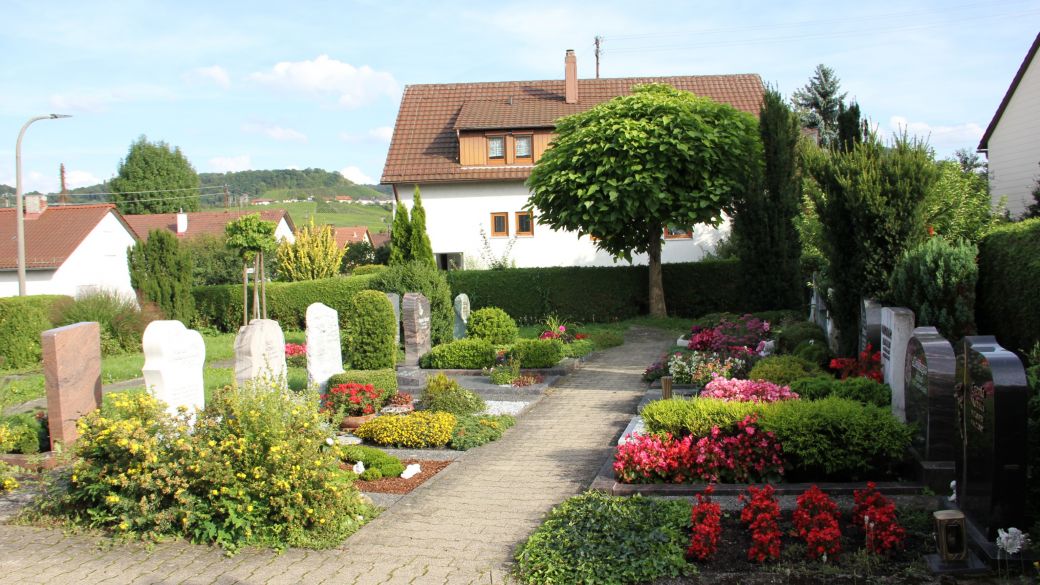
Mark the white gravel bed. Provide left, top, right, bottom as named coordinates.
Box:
left=481, top=400, right=529, bottom=416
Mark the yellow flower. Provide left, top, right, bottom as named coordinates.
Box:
left=118, top=521, right=129, bottom=531
left=210, top=489, right=219, bottom=496
left=105, top=495, right=120, bottom=504
left=246, top=504, right=254, bottom=512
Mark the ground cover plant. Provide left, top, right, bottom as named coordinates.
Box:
left=352, top=411, right=456, bottom=448
left=0, top=413, right=48, bottom=454
left=337, top=445, right=405, bottom=481
left=418, top=373, right=486, bottom=416
left=449, top=414, right=516, bottom=451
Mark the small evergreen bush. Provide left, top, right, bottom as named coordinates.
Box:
left=640, top=397, right=759, bottom=438
left=508, top=338, right=564, bottom=368
left=353, top=411, right=456, bottom=448
left=367, top=261, right=453, bottom=344
left=792, top=339, right=831, bottom=367
left=562, top=339, right=596, bottom=359
left=0, top=295, right=64, bottom=369
left=420, top=339, right=496, bottom=369
left=977, top=219, right=1040, bottom=354
left=467, top=307, right=519, bottom=344
left=128, top=229, right=195, bottom=323
left=342, top=290, right=396, bottom=369
left=776, top=321, right=826, bottom=354
left=352, top=264, right=386, bottom=276
left=327, top=369, right=397, bottom=397
left=888, top=237, right=978, bottom=340
left=788, top=375, right=891, bottom=407
left=337, top=445, right=404, bottom=478
left=450, top=414, right=515, bottom=451
left=748, top=355, right=821, bottom=386
left=418, top=373, right=486, bottom=416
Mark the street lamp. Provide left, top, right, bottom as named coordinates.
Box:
left=15, top=114, right=71, bottom=296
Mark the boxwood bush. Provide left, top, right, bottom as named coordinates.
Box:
left=788, top=375, right=891, bottom=407
left=420, top=339, right=496, bottom=370
left=747, top=355, right=821, bottom=386
left=418, top=373, right=486, bottom=416
left=0, top=295, right=68, bottom=369
left=792, top=339, right=831, bottom=367
left=337, top=445, right=405, bottom=479
left=775, top=321, right=827, bottom=354
left=342, top=290, right=396, bottom=369
left=467, top=307, right=518, bottom=344
left=327, top=369, right=397, bottom=396
left=508, top=338, right=564, bottom=368
left=977, top=219, right=1040, bottom=353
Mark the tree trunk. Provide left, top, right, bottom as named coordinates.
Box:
left=253, top=254, right=260, bottom=320
left=260, top=252, right=267, bottom=319
left=242, top=261, right=249, bottom=326
left=648, top=234, right=666, bottom=317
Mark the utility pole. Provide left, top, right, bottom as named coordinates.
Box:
left=223, top=184, right=230, bottom=209
left=594, top=36, right=602, bottom=79
left=59, top=163, right=68, bottom=205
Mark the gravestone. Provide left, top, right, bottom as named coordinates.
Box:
left=858, top=298, right=882, bottom=354
left=453, top=293, right=471, bottom=339
left=881, top=307, right=915, bottom=421
left=402, top=293, right=431, bottom=366
left=143, top=320, right=206, bottom=417
left=234, top=318, right=288, bottom=387
left=386, top=293, right=401, bottom=346
left=42, top=322, right=103, bottom=449
left=904, top=326, right=957, bottom=490
left=954, top=336, right=1028, bottom=547
left=306, top=303, right=344, bottom=392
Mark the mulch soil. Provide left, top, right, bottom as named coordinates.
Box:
left=353, top=459, right=451, bottom=494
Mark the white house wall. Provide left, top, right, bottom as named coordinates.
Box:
left=275, top=219, right=295, bottom=243
left=987, top=51, right=1040, bottom=217
left=400, top=181, right=727, bottom=268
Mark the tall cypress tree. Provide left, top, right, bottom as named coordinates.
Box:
left=409, top=187, right=435, bottom=268
left=835, top=101, right=862, bottom=153
left=128, top=229, right=195, bottom=322
left=388, top=200, right=412, bottom=266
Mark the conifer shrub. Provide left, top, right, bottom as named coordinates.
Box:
left=747, top=355, right=822, bottom=386
left=367, top=261, right=453, bottom=344
left=787, top=375, right=890, bottom=407
left=418, top=373, right=486, bottom=416
left=128, top=229, right=195, bottom=323
left=342, top=290, right=396, bottom=370
left=888, top=236, right=977, bottom=340
left=776, top=321, right=827, bottom=354
left=353, top=411, right=456, bottom=448
left=792, top=339, right=831, bottom=368
left=467, top=307, right=519, bottom=344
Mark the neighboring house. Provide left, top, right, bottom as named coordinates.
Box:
left=0, top=199, right=137, bottom=298
left=251, top=198, right=274, bottom=206
left=978, top=32, right=1040, bottom=217
left=369, top=232, right=390, bottom=249
left=124, top=209, right=296, bottom=243
left=381, top=49, right=765, bottom=269
left=336, top=196, right=353, bottom=202
left=334, top=226, right=371, bottom=249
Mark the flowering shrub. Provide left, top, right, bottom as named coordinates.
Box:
left=512, top=373, right=544, bottom=387
left=793, top=485, right=842, bottom=561
left=324, top=383, right=384, bottom=417
left=688, top=314, right=771, bottom=355
left=643, top=358, right=669, bottom=383
left=687, top=485, right=722, bottom=561
left=388, top=392, right=413, bottom=407
left=740, top=485, right=782, bottom=562
left=353, top=411, right=456, bottom=448
left=830, top=343, right=883, bottom=383
left=701, top=377, right=799, bottom=403
left=0, top=462, right=17, bottom=492
left=284, top=342, right=307, bottom=368
left=853, top=482, right=905, bottom=555
left=667, top=352, right=746, bottom=386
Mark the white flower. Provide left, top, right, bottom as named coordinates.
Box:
left=996, top=527, right=1030, bottom=556
left=325, top=437, right=335, bottom=446
left=352, top=461, right=365, bottom=474
left=949, top=480, right=957, bottom=503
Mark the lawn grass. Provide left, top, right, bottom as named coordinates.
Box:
left=273, top=201, right=391, bottom=231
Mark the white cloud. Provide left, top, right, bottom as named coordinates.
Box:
left=250, top=55, right=398, bottom=108
left=65, top=170, right=101, bottom=189
left=339, top=165, right=374, bottom=184
left=209, top=155, right=252, bottom=173
left=339, top=126, right=394, bottom=143
left=369, top=126, right=393, bottom=142
left=241, top=122, right=308, bottom=143
left=885, top=116, right=984, bottom=153
left=184, top=65, right=231, bottom=89
left=48, top=84, right=174, bottom=113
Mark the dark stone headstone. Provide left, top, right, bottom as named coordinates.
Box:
left=955, top=336, right=1028, bottom=542
left=858, top=298, right=882, bottom=354
left=905, top=327, right=957, bottom=463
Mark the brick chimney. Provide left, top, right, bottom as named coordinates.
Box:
left=24, top=195, right=47, bottom=220
left=176, top=209, right=188, bottom=235
left=565, top=49, right=578, bottom=104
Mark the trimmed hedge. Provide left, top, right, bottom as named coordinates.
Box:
left=193, top=275, right=376, bottom=332
left=446, top=260, right=748, bottom=323
left=747, top=355, right=821, bottom=386
left=977, top=219, right=1040, bottom=353
left=508, top=338, right=564, bottom=368
left=342, top=290, right=396, bottom=370
left=788, top=375, right=891, bottom=407
left=0, top=295, right=68, bottom=370
left=420, top=339, right=496, bottom=370
left=327, top=369, right=398, bottom=396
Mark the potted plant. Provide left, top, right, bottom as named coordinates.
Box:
left=324, top=382, right=384, bottom=430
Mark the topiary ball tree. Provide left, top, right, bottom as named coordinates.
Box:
left=467, top=307, right=519, bottom=344
left=343, top=290, right=397, bottom=370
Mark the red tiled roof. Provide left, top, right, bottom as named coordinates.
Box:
left=0, top=204, right=126, bottom=270
left=369, top=232, right=390, bottom=248
left=334, top=226, right=371, bottom=248
left=381, top=74, right=765, bottom=184
left=124, top=209, right=295, bottom=241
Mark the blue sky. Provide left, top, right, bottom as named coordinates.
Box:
left=1, top=0, right=1037, bottom=195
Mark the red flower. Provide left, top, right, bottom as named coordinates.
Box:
left=687, top=485, right=722, bottom=561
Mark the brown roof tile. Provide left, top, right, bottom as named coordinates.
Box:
left=0, top=204, right=125, bottom=270
left=381, top=74, right=765, bottom=184
left=369, top=232, right=390, bottom=248
left=334, top=226, right=371, bottom=248
left=124, top=209, right=295, bottom=241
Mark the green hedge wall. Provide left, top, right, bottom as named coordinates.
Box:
left=193, top=275, right=376, bottom=332
left=977, top=219, right=1040, bottom=353
left=0, top=295, right=69, bottom=369
left=446, top=260, right=747, bottom=324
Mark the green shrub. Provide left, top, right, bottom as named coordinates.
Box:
left=640, top=397, right=759, bottom=438
left=0, top=413, right=47, bottom=454
left=128, top=229, right=195, bottom=323
left=467, top=307, right=519, bottom=344
left=589, top=330, right=624, bottom=350
left=515, top=491, right=693, bottom=585
left=788, top=375, right=890, bottom=407
left=0, top=295, right=67, bottom=370
left=775, top=321, right=826, bottom=353
left=353, top=411, right=456, bottom=448
left=193, top=274, right=376, bottom=332
left=748, top=355, right=822, bottom=386
left=367, top=261, right=453, bottom=344
left=888, top=237, right=978, bottom=340
left=792, top=339, right=831, bottom=367
left=450, top=414, right=515, bottom=451
left=976, top=219, right=1040, bottom=353
left=352, top=264, right=386, bottom=276
left=693, top=310, right=802, bottom=331
left=327, top=369, right=397, bottom=397
left=342, top=290, right=396, bottom=369
left=56, top=290, right=153, bottom=355
left=0, top=462, right=16, bottom=492
left=508, top=338, right=564, bottom=368
left=562, top=339, right=596, bottom=359
left=337, top=444, right=404, bottom=478
left=418, top=373, right=486, bottom=416
left=420, top=339, right=496, bottom=370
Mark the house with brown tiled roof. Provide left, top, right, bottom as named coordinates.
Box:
left=381, top=49, right=764, bottom=269
left=369, top=232, right=390, bottom=249
left=0, top=198, right=137, bottom=298
left=123, top=209, right=296, bottom=243
left=334, top=225, right=371, bottom=249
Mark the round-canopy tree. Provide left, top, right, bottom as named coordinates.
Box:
left=111, top=136, right=200, bottom=214
left=526, top=84, right=762, bottom=316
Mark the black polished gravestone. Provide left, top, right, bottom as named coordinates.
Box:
left=904, top=327, right=957, bottom=490
left=954, top=336, right=1028, bottom=551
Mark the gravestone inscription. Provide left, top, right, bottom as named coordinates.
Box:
left=42, top=322, right=103, bottom=449
left=306, top=303, right=344, bottom=391
left=143, top=320, right=206, bottom=417
left=402, top=293, right=431, bottom=367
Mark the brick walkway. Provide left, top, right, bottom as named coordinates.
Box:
left=0, top=327, right=673, bottom=585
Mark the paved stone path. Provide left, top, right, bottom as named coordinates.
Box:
left=0, top=327, right=673, bottom=585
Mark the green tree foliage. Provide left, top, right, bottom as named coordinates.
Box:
left=367, top=261, right=453, bottom=344
left=526, top=84, right=761, bottom=317
left=923, top=159, right=998, bottom=243
left=128, top=229, right=195, bottom=323
left=342, top=290, right=396, bottom=369
left=182, top=234, right=244, bottom=286
left=276, top=219, right=345, bottom=282
left=225, top=214, right=278, bottom=324
left=111, top=136, right=200, bottom=214
left=835, top=101, right=863, bottom=153
left=408, top=187, right=435, bottom=268
left=791, top=65, right=847, bottom=147
left=888, top=237, right=977, bottom=340
left=805, top=133, right=938, bottom=353
left=731, top=88, right=803, bottom=310
left=388, top=203, right=411, bottom=266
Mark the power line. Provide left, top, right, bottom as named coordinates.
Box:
left=63, top=185, right=226, bottom=197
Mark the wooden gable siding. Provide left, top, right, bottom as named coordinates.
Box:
left=459, top=129, right=555, bottom=166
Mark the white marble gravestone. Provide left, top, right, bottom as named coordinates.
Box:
left=142, top=320, right=206, bottom=417
left=881, top=307, right=915, bottom=422
left=453, top=293, right=471, bottom=339
left=306, top=303, right=344, bottom=391
left=234, top=318, right=288, bottom=388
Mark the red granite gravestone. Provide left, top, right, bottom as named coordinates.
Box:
left=402, top=293, right=431, bottom=367
left=42, top=322, right=103, bottom=450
